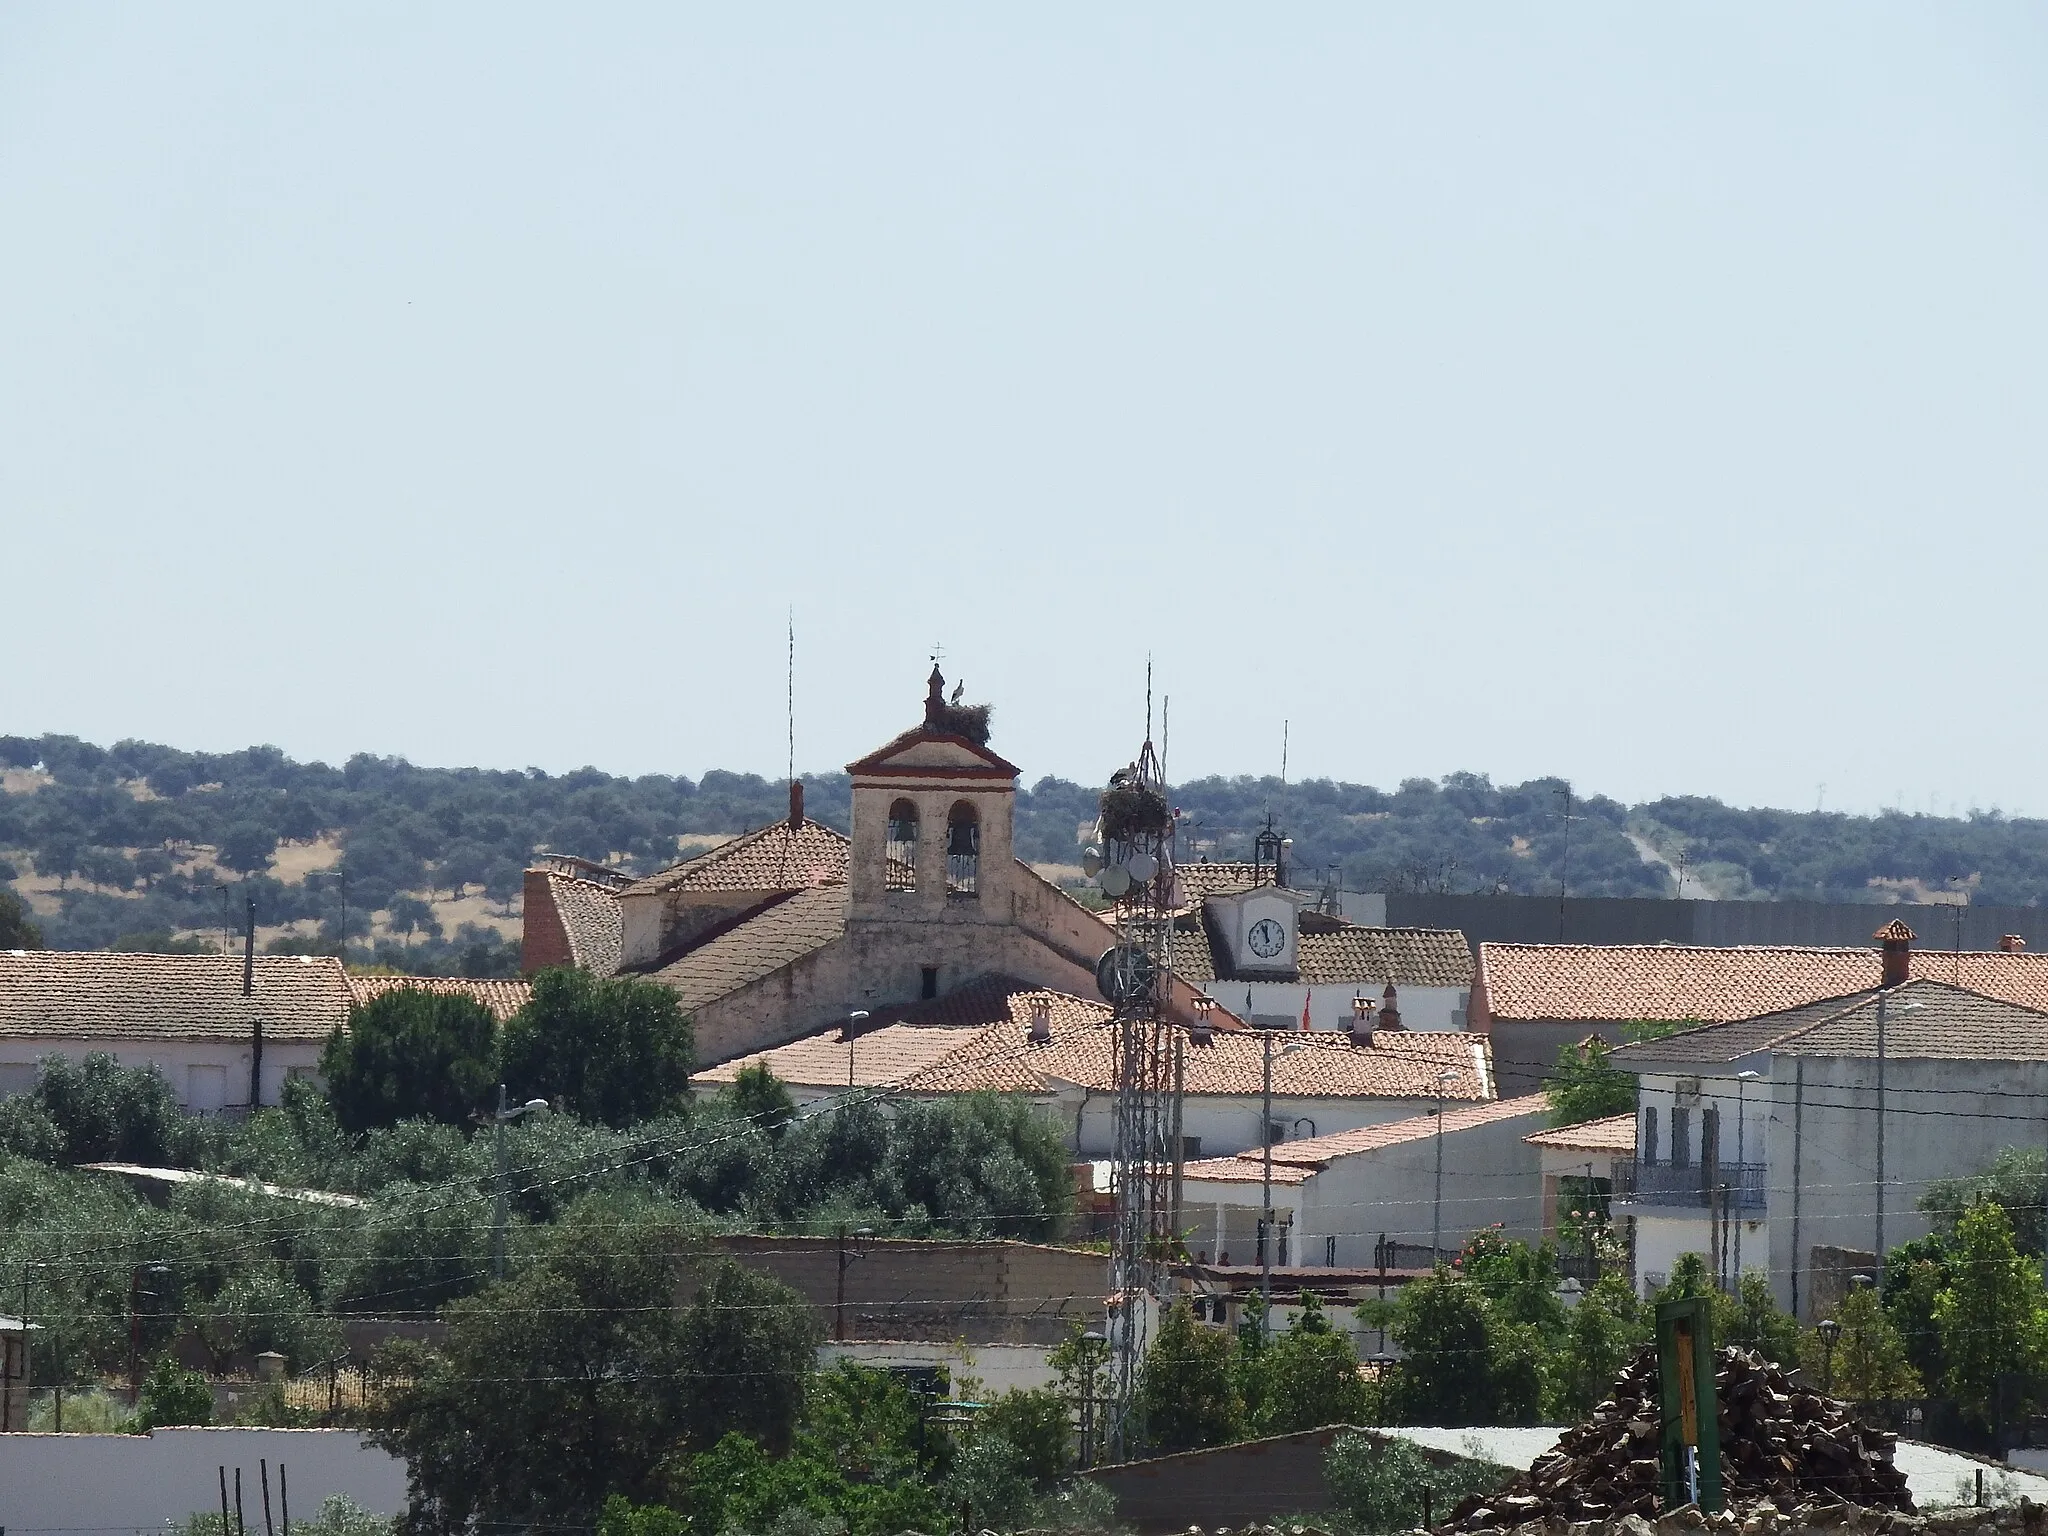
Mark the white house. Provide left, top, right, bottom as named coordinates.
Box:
left=1165, top=862, right=1475, bottom=1033
left=1175, top=1094, right=1551, bottom=1269
left=0, top=951, right=355, bottom=1111
left=697, top=973, right=1498, bottom=1162
left=1606, top=926, right=2048, bottom=1317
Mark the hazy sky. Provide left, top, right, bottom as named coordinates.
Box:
left=5, top=7, right=2045, bottom=815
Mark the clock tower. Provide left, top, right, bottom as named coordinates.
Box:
left=1204, top=883, right=1309, bottom=979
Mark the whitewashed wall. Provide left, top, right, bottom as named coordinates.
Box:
left=0, top=1427, right=407, bottom=1531
left=0, top=1038, right=324, bottom=1111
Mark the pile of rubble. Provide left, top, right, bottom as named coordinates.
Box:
left=1449, top=1346, right=1914, bottom=1528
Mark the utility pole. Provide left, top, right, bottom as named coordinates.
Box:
left=243, top=897, right=261, bottom=1110
left=1260, top=1031, right=1274, bottom=1338
left=1432, top=1069, right=1458, bottom=1261
left=1875, top=989, right=1888, bottom=1265
left=1555, top=784, right=1573, bottom=942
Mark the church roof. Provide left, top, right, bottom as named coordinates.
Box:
left=1165, top=907, right=1473, bottom=989
left=617, top=819, right=850, bottom=897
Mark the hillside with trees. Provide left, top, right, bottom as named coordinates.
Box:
left=4, top=732, right=2046, bottom=963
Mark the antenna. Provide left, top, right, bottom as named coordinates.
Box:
left=1161, top=695, right=1169, bottom=790
left=787, top=608, right=796, bottom=790
left=1144, top=655, right=1153, bottom=745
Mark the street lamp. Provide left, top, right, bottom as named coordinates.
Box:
left=128, top=1263, right=170, bottom=1404
left=1432, top=1069, right=1460, bottom=1261
left=1817, top=1317, right=1842, bottom=1394
left=1076, top=1328, right=1107, bottom=1469
left=489, top=1086, right=551, bottom=1280
left=1733, top=1069, right=1761, bottom=1285
left=1874, top=998, right=1923, bottom=1263
left=842, top=1009, right=872, bottom=1092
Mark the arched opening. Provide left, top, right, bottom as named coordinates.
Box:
left=945, top=801, right=980, bottom=897
left=885, top=799, right=919, bottom=891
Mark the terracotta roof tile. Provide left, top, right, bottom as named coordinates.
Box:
left=652, top=885, right=850, bottom=1013
left=620, top=820, right=850, bottom=897
left=1480, top=942, right=2048, bottom=1025
left=0, top=952, right=351, bottom=1042
left=1183, top=1094, right=1551, bottom=1179
left=1166, top=915, right=1472, bottom=989
left=347, top=974, right=533, bottom=1024
left=695, top=1022, right=990, bottom=1090
left=1607, top=977, right=2048, bottom=1066
left=1524, top=1112, right=1638, bottom=1153
left=544, top=873, right=624, bottom=977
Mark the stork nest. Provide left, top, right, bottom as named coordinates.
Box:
left=1100, top=780, right=1172, bottom=843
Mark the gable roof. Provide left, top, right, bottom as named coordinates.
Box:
left=537, top=870, right=625, bottom=977
left=0, top=952, right=352, bottom=1042
left=1478, top=942, right=2048, bottom=1027
left=1524, top=1112, right=1638, bottom=1154
left=651, top=885, right=850, bottom=1013
left=844, top=726, right=1021, bottom=780
left=1180, top=1094, right=1550, bottom=1182
left=1606, top=977, right=2048, bottom=1067
left=346, top=974, right=532, bottom=1024
left=618, top=819, right=851, bottom=898
left=695, top=1022, right=989, bottom=1091
left=1167, top=911, right=1472, bottom=989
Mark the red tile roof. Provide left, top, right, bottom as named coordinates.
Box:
left=1182, top=1094, right=1550, bottom=1180
left=619, top=819, right=850, bottom=897
left=346, top=974, right=532, bottom=1024
left=1167, top=912, right=1472, bottom=989
left=652, top=885, right=850, bottom=1012
left=1478, top=942, right=2048, bottom=1026
left=541, top=872, right=624, bottom=977
left=695, top=1022, right=990, bottom=1091
left=0, top=952, right=351, bottom=1041
left=1524, top=1112, right=1637, bottom=1153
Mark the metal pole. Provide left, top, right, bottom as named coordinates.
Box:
left=1433, top=1082, right=1447, bottom=1259
left=1791, top=1060, right=1805, bottom=1320
left=835, top=1224, right=848, bottom=1343
left=1734, top=1078, right=1746, bottom=1283
left=1876, top=990, right=1888, bottom=1263
left=128, top=1266, right=141, bottom=1405
left=1260, top=1032, right=1273, bottom=1339
left=244, top=897, right=261, bottom=1110
left=492, top=1084, right=509, bottom=1281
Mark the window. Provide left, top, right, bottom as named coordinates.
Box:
left=885, top=799, right=919, bottom=891
left=945, top=802, right=980, bottom=895
left=920, top=966, right=939, bottom=1001
left=1671, top=1106, right=1691, bottom=1169
left=1643, top=1106, right=1660, bottom=1166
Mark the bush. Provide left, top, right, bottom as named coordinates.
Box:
left=321, top=987, right=498, bottom=1133
left=501, top=969, right=694, bottom=1129
left=1324, top=1432, right=1515, bottom=1534
left=7, top=1052, right=205, bottom=1165
left=136, top=1354, right=213, bottom=1429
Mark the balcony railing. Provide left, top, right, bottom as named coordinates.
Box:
left=1612, top=1159, right=1766, bottom=1212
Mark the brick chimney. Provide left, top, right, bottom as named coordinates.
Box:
left=1377, top=982, right=1403, bottom=1031
left=1874, top=919, right=1915, bottom=988
left=788, top=779, right=804, bottom=830
left=2001, top=934, right=2028, bottom=953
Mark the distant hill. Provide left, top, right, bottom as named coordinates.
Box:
left=2, top=732, right=2043, bottom=961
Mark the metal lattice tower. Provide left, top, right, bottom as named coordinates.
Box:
left=1098, top=735, right=1187, bottom=1459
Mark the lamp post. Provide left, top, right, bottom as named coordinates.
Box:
left=1076, top=1328, right=1107, bottom=1469
left=128, top=1263, right=169, bottom=1404
left=1734, top=1069, right=1761, bottom=1284
left=1817, top=1317, right=1842, bottom=1394
left=843, top=1009, right=871, bottom=1093
left=490, top=1085, right=552, bottom=1280
left=1874, top=998, right=1922, bottom=1264
left=1432, top=1069, right=1459, bottom=1262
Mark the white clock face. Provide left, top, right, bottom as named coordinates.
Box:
left=1246, top=917, right=1287, bottom=960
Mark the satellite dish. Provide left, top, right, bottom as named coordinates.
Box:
left=1126, top=851, right=1158, bottom=882
left=1081, top=846, right=1103, bottom=877
left=1099, top=865, right=1132, bottom=898
left=1095, top=945, right=1160, bottom=1006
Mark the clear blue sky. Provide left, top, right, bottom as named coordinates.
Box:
left=4, top=6, right=2044, bottom=815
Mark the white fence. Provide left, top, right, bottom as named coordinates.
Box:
left=0, top=1426, right=407, bottom=1534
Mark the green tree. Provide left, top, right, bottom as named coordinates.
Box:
left=217, top=822, right=278, bottom=876
left=1543, top=1022, right=1686, bottom=1129
left=501, top=968, right=695, bottom=1129
left=1383, top=1269, right=1497, bottom=1426
left=1801, top=1285, right=1919, bottom=1399
left=0, top=886, right=42, bottom=948
left=1551, top=1273, right=1647, bottom=1419
left=725, top=1063, right=796, bottom=1138
left=1924, top=1148, right=2048, bottom=1261
left=136, top=1354, right=214, bottom=1428
left=977, top=1387, right=1073, bottom=1485
left=374, top=1198, right=819, bottom=1532
left=13, top=1052, right=199, bottom=1165
left=1935, top=1201, right=2048, bottom=1427
left=1324, top=1431, right=1515, bottom=1535
left=1882, top=1236, right=1952, bottom=1391
left=320, top=987, right=498, bottom=1133
left=1247, top=1296, right=1370, bottom=1434
left=1136, top=1300, right=1242, bottom=1452
left=1722, top=1270, right=1802, bottom=1367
